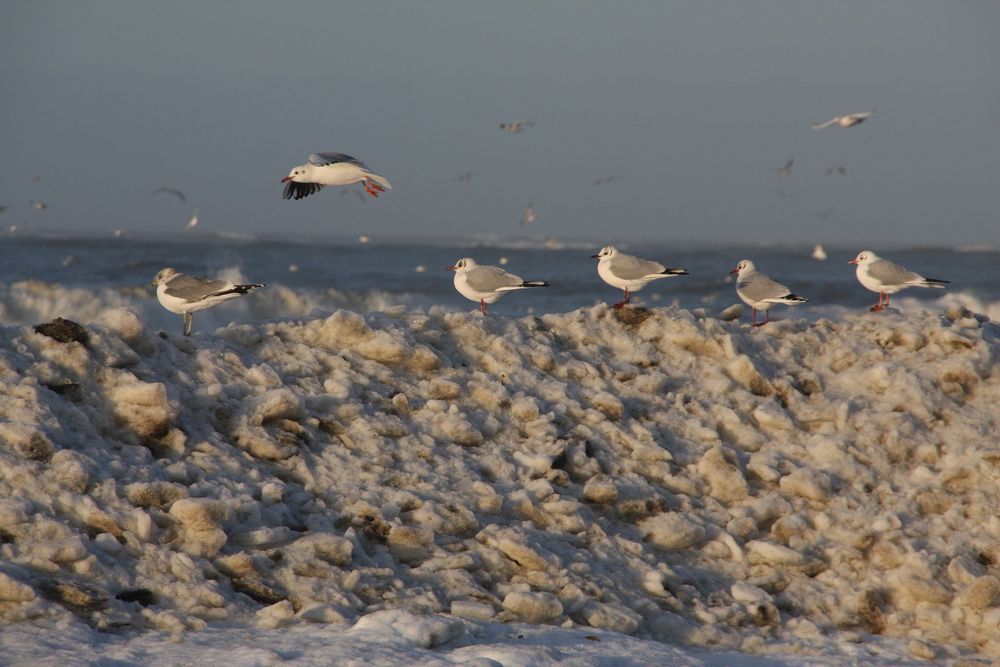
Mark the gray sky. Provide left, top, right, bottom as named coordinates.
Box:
left=2, top=1, right=999, bottom=244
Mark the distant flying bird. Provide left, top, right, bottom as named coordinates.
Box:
left=825, top=165, right=847, bottom=176
left=593, top=176, right=623, bottom=187
left=775, top=189, right=795, bottom=203
left=849, top=250, right=949, bottom=312
left=730, top=259, right=809, bottom=326
left=811, top=110, right=875, bottom=129
left=812, top=208, right=835, bottom=220
left=811, top=244, right=828, bottom=261
left=592, top=245, right=689, bottom=309
left=282, top=153, right=392, bottom=200
left=31, top=200, right=47, bottom=210
left=186, top=209, right=199, bottom=230
left=152, top=187, right=187, bottom=203
left=448, top=257, right=549, bottom=315
left=499, top=119, right=534, bottom=133
left=776, top=159, right=794, bottom=176
left=151, top=267, right=266, bottom=336
left=521, top=203, right=535, bottom=226
left=452, top=171, right=473, bottom=183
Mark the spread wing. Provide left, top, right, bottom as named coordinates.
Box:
left=164, top=275, right=231, bottom=302
left=309, top=153, right=368, bottom=169
left=466, top=266, right=523, bottom=293
left=738, top=273, right=792, bottom=303
left=283, top=181, right=325, bottom=200
left=610, top=254, right=666, bottom=280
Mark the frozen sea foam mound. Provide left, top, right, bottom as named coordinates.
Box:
left=1, top=304, right=998, bottom=663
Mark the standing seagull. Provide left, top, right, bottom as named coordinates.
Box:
left=811, top=110, right=875, bottom=129
left=592, top=245, right=689, bottom=309
left=151, top=268, right=266, bottom=336
left=448, top=258, right=549, bottom=315
left=730, top=259, right=809, bottom=327
left=849, top=251, right=949, bottom=312
left=282, top=153, right=392, bottom=200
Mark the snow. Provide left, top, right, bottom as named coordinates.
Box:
left=1, top=302, right=999, bottom=665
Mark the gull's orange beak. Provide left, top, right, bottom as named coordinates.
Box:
left=281, top=176, right=292, bottom=183
left=590, top=253, right=600, bottom=259
left=446, top=265, right=456, bottom=271
left=848, top=258, right=858, bottom=264
left=729, top=267, right=739, bottom=275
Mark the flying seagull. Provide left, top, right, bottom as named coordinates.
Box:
left=825, top=165, right=847, bottom=176
left=777, top=159, right=794, bottom=176
left=452, top=171, right=473, bottom=183
left=152, top=187, right=187, bottom=203
left=811, top=110, right=875, bottom=129
left=593, top=176, right=623, bottom=187
left=499, top=119, right=534, bottom=133
left=282, top=153, right=392, bottom=200
left=151, top=268, right=266, bottom=336
left=521, top=203, right=535, bottom=226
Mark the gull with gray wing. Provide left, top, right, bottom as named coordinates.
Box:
left=592, top=245, right=689, bottom=309
left=448, top=258, right=549, bottom=315
left=152, top=268, right=266, bottom=335
left=282, top=153, right=392, bottom=200
left=730, top=259, right=809, bottom=326
left=849, top=250, right=949, bottom=312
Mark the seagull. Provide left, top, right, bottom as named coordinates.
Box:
left=447, top=258, right=549, bottom=315
left=849, top=251, right=949, bottom=312
left=31, top=200, right=47, bottom=210
left=152, top=187, right=187, bottom=203
left=186, top=209, right=199, bottom=230
left=811, top=244, right=828, bottom=261
left=282, top=153, right=392, bottom=200
left=593, top=176, right=623, bottom=187
left=592, top=245, right=689, bottom=309
left=729, top=260, right=809, bottom=326
left=452, top=171, right=473, bottom=183
left=151, top=268, right=266, bottom=336
left=811, top=110, right=875, bottom=129
left=825, top=165, right=847, bottom=176
left=812, top=208, right=835, bottom=220
left=521, top=203, right=535, bottom=226
left=777, top=159, right=794, bottom=176
left=499, top=119, right=534, bottom=133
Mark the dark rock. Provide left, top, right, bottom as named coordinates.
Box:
left=34, top=318, right=89, bottom=344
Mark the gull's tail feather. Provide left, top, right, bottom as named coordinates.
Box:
left=496, top=280, right=550, bottom=292
left=661, top=268, right=689, bottom=276
left=916, top=277, right=950, bottom=289
left=780, top=294, right=810, bottom=304
left=364, top=171, right=392, bottom=191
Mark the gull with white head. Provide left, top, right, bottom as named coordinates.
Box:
left=592, top=245, right=688, bottom=309
left=811, top=110, right=875, bottom=129
left=849, top=251, right=949, bottom=312
left=151, top=268, right=266, bottom=336
left=729, top=260, right=809, bottom=327
left=448, top=258, right=549, bottom=315
left=282, top=153, right=392, bottom=200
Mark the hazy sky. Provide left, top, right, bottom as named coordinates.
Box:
left=2, top=1, right=999, bottom=244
